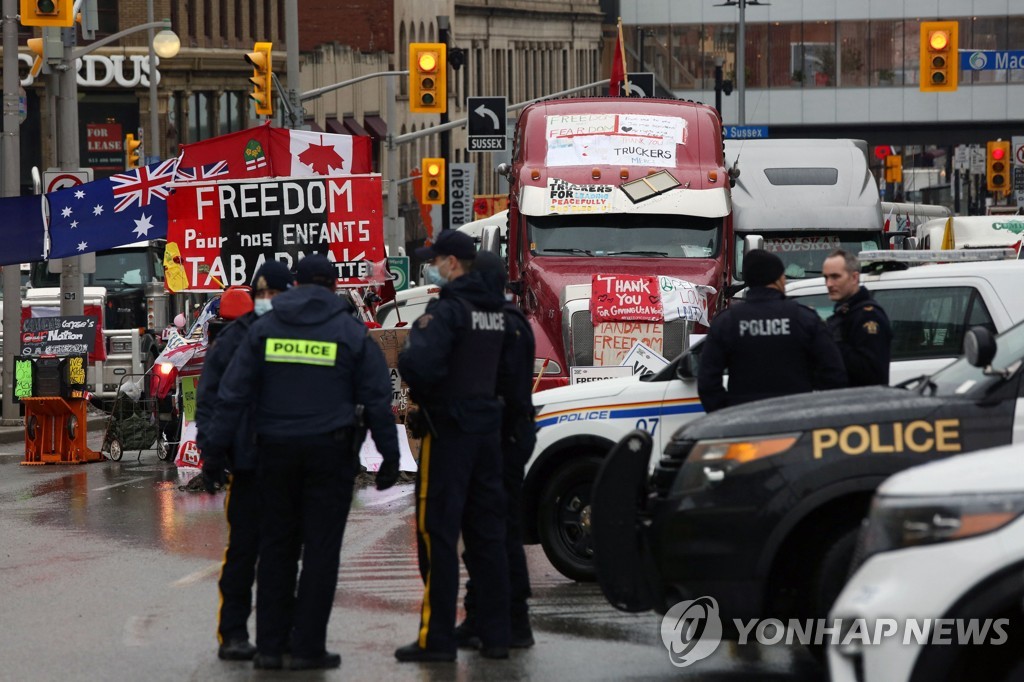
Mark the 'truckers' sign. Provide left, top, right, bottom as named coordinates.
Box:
left=167, top=175, right=384, bottom=290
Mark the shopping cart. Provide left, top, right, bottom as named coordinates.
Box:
left=101, top=371, right=169, bottom=462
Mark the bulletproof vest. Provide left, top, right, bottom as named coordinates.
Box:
left=444, top=298, right=505, bottom=398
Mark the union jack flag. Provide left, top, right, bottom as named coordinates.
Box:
left=173, top=160, right=230, bottom=183
left=111, top=158, right=178, bottom=212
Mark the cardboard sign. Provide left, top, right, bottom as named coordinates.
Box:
left=591, top=274, right=663, bottom=323
left=570, top=365, right=635, bottom=384
left=658, top=276, right=714, bottom=326
left=20, top=315, right=98, bottom=357
left=547, top=179, right=613, bottom=214
left=620, top=341, right=670, bottom=377
left=166, top=175, right=384, bottom=291
left=544, top=113, right=686, bottom=167
left=174, top=375, right=201, bottom=469
left=369, top=327, right=421, bottom=461
left=593, top=321, right=663, bottom=366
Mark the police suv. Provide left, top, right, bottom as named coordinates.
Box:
left=590, top=321, right=1024, bottom=643
left=527, top=252, right=1024, bottom=581
left=829, top=442, right=1024, bottom=682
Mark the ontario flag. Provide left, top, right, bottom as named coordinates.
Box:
left=47, top=158, right=177, bottom=258
left=174, top=122, right=372, bottom=182
left=609, top=17, right=630, bottom=97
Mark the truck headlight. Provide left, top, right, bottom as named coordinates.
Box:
left=854, top=492, right=1024, bottom=568
left=684, top=433, right=800, bottom=485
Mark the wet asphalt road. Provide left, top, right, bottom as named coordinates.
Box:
left=0, top=432, right=824, bottom=681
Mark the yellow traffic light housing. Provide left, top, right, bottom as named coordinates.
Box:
left=884, top=155, right=902, bottom=184
left=245, top=41, right=273, bottom=117
left=27, top=37, right=44, bottom=77
left=409, top=43, right=447, bottom=114
left=125, top=134, right=142, bottom=170
left=986, top=140, right=1010, bottom=193
left=421, top=158, right=446, bottom=205
left=19, top=0, right=74, bottom=27
left=919, top=21, right=958, bottom=92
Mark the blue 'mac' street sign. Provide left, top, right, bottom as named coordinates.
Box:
left=961, top=50, right=1024, bottom=71
left=724, top=125, right=769, bottom=140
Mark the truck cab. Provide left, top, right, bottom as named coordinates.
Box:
left=507, top=98, right=734, bottom=391
left=726, top=138, right=883, bottom=281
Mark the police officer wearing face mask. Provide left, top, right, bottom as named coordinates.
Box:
left=205, top=254, right=401, bottom=671
left=396, top=230, right=511, bottom=663
left=197, top=260, right=294, bottom=662
left=698, top=249, right=848, bottom=412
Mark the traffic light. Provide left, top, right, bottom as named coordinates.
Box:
left=19, top=0, right=74, bottom=27
left=409, top=43, right=447, bottom=114
left=919, top=21, right=958, bottom=93
left=986, top=140, right=1010, bottom=193
left=421, top=158, right=445, bottom=205
left=884, top=155, right=902, bottom=184
left=125, top=134, right=141, bottom=170
left=245, top=41, right=273, bottom=117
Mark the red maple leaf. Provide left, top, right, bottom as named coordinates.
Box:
left=297, top=143, right=345, bottom=174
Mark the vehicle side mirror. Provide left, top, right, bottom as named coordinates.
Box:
left=964, top=326, right=997, bottom=368
left=675, top=351, right=699, bottom=380
left=507, top=280, right=524, bottom=296
left=724, top=282, right=746, bottom=299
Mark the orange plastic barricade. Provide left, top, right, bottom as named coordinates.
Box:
left=21, top=397, right=103, bottom=465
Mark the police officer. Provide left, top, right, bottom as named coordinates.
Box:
left=454, top=250, right=536, bottom=650
left=197, top=261, right=293, bottom=662
left=204, top=254, right=400, bottom=671
left=698, top=249, right=847, bottom=412
left=396, top=230, right=510, bottom=662
left=823, top=249, right=893, bottom=386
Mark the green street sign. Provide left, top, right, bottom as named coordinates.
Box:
left=387, top=256, right=410, bottom=291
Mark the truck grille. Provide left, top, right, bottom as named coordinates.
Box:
left=567, top=310, right=688, bottom=367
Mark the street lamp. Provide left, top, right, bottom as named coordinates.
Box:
left=147, top=0, right=180, bottom=162
left=714, top=0, right=768, bottom=125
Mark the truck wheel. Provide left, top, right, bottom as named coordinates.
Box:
left=538, top=457, right=601, bottom=582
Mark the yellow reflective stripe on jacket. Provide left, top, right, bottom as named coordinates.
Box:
left=264, top=337, right=338, bottom=366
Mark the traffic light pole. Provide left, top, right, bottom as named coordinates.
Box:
left=284, top=0, right=303, bottom=128
left=2, top=0, right=23, bottom=423
left=438, top=17, right=451, bottom=234
left=58, top=25, right=84, bottom=317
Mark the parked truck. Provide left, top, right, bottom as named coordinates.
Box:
left=725, top=138, right=884, bottom=281
left=504, top=97, right=734, bottom=391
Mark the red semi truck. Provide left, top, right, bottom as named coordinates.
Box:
left=503, top=97, right=734, bottom=390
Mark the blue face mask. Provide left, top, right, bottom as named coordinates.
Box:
left=253, top=298, right=274, bottom=316
left=423, top=264, right=448, bottom=287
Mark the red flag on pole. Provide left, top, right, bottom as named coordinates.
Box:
left=609, top=17, right=630, bottom=97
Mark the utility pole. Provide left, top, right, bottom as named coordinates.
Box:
left=2, top=0, right=23, bottom=424
left=284, top=0, right=303, bottom=128
left=58, top=25, right=84, bottom=317
left=437, top=15, right=451, bottom=233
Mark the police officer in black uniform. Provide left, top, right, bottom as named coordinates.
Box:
left=395, top=230, right=510, bottom=663
left=205, top=254, right=400, bottom=671
left=197, top=261, right=293, bottom=662
left=698, top=249, right=847, bottom=412
left=823, top=249, right=893, bottom=386
left=454, top=250, right=536, bottom=650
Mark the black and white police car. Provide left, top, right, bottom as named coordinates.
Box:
left=591, top=319, right=1024, bottom=641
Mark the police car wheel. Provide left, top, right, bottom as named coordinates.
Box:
left=538, top=457, right=601, bottom=582
left=812, top=527, right=860, bottom=618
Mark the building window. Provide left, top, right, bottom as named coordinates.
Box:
left=1011, top=16, right=1024, bottom=83
left=801, top=21, right=836, bottom=88
left=96, top=0, right=118, bottom=35
left=187, top=0, right=198, bottom=44
left=235, top=0, right=244, bottom=40
left=219, top=0, right=229, bottom=44
left=967, top=16, right=1008, bottom=84
left=219, top=92, right=246, bottom=133
left=838, top=21, right=869, bottom=87
left=187, top=92, right=212, bottom=143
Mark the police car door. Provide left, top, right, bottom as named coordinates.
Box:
left=645, top=339, right=707, bottom=458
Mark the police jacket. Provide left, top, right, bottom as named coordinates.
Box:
left=827, top=286, right=893, bottom=387
left=698, top=287, right=848, bottom=412
left=195, top=312, right=256, bottom=470
left=398, top=270, right=506, bottom=433
left=207, top=285, right=400, bottom=463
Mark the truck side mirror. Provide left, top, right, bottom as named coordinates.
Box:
left=506, top=280, right=524, bottom=297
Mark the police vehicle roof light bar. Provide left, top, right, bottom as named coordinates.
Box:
left=858, top=249, right=1019, bottom=264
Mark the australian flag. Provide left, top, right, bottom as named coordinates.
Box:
left=0, top=194, right=47, bottom=265
left=173, top=160, right=230, bottom=183
left=47, top=158, right=178, bottom=258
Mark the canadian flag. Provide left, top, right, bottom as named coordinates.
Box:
left=268, top=128, right=372, bottom=176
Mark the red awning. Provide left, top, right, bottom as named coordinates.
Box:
left=343, top=116, right=369, bottom=137
left=363, top=115, right=387, bottom=140
left=304, top=119, right=325, bottom=132
left=326, top=117, right=346, bottom=135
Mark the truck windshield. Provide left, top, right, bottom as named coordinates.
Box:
left=924, top=321, right=1024, bottom=398
left=734, top=230, right=882, bottom=279
left=31, top=249, right=163, bottom=292
left=529, top=214, right=721, bottom=258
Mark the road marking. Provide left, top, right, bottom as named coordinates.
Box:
left=92, top=476, right=152, bottom=491
left=171, top=562, right=222, bottom=587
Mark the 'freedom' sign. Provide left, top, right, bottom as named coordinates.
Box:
left=167, top=175, right=384, bottom=290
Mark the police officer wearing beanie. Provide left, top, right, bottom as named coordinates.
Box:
left=454, top=250, right=536, bottom=650
left=396, top=230, right=511, bottom=663
left=823, top=249, right=893, bottom=387
left=197, top=260, right=294, bottom=662
left=205, top=254, right=401, bottom=671
left=698, top=249, right=847, bottom=412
